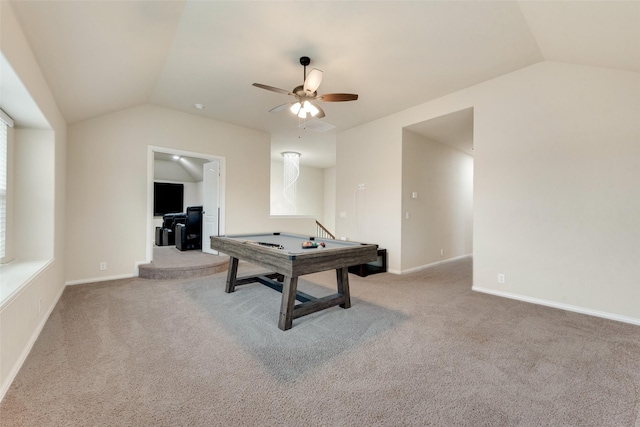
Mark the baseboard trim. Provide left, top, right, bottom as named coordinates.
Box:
left=65, top=273, right=136, bottom=286
left=400, top=254, right=472, bottom=275
left=472, top=286, right=640, bottom=326
left=0, top=282, right=65, bottom=402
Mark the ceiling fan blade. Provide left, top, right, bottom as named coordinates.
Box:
left=303, top=69, right=323, bottom=94
left=252, top=83, right=292, bottom=96
left=268, top=102, right=293, bottom=113
left=319, top=93, right=359, bottom=102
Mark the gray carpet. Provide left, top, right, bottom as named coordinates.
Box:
left=2, top=258, right=639, bottom=426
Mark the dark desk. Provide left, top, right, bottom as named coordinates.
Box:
left=210, top=233, right=378, bottom=330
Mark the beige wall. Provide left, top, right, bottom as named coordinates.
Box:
left=471, top=62, right=639, bottom=322
left=336, top=120, right=403, bottom=267
left=0, top=0, right=67, bottom=399
left=337, top=61, right=639, bottom=322
left=66, top=104, right=308, bottom=283
left=401, top=130, right=473, bottom=271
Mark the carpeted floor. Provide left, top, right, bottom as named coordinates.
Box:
left=1, top=257, right=639, bottom=426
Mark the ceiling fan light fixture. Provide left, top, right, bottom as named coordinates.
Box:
left=304, top=101, right=319, bottom=117
left=290, top=102, right=302, bottom=115
left=303, top=68, right=323, bottom=94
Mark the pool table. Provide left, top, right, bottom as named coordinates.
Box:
left=210, top=233, right=378, bottom=330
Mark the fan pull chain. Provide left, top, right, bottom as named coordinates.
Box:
left=298, top=115, right=303, bottom=138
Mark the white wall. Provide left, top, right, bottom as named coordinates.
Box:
left=3, top=127, right=15, bottom=262
left=336, top=61, right=640, bottom=322
left=0, top=0, right=67, bottom=399
left=13, top=130, right=55, bottom=259
left=270, top=160, right=324, bottom=218
left=154, top=159, right=198, bottom=183
left=401, top=130, right=473, bottom=271
left=323, top=166, right=336, bottom=234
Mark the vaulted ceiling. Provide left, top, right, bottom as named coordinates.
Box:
left=5, top=1, right=639, bottom=167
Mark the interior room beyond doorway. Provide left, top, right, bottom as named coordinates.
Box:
left=401, top=107, right=474, bottom=273
left=147, top=147, right=225, bottom=265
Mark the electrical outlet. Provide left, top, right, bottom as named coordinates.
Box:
left=498, top=273, right=505, bottom=284
left=339, top=211, right=347, bottom=218
left=405, top=211, right=410, bottom=219
left=440, top=249, right=444, bottom=257
left=100, top=262, right=107, bottom=271
left=358, top=183, right=366, bottom=190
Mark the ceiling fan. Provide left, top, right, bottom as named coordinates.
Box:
left=252, top=56, right=358, bottom=119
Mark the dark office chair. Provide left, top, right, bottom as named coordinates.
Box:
left=156, top=213, right=186, bottom=246
left=176, top=206, right=203, bottom=251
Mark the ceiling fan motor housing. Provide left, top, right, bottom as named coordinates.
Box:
left=293, top=85, right=316, bottom=98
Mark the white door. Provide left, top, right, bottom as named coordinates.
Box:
left=202, top=160, right=220, bottom=255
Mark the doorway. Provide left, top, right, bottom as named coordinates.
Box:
left=400, top=107, right=474, bottom=273
left=146, top=146, right=225, bottom=263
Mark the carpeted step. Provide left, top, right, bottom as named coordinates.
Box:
left=138, top=258, right=229, bottom=280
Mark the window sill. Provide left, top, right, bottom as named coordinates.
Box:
left=269, top=215, right=317, bottom=219
left=0, top=259, right=53, bottom=309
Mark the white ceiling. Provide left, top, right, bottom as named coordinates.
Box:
left=5, top=1, right=639, bottom=167
left=154, top=152, right=208, bottom=182
left=406, top=108, right=475, bottom=156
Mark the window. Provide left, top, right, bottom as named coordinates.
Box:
left=0, top=108, right=13, bottom=260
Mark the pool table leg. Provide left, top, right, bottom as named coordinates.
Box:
left=336, top=267, right=351, bottom=309
left=225, top=257, right=239, bottom=293
left=278, top=275, right=299, bottom=330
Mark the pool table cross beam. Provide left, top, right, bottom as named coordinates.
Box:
left=234, top=273, right=315, bottom=303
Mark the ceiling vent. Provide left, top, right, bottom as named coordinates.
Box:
left=299, top=119, right=336, bottom=133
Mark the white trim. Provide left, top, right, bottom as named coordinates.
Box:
left=65, top=273, right=136, bottom=286
left=472, top=286, right=640, bottom=326
left=0, top=109, right=14, bottom=127
left=400, top=254, right=472, bottom=275
left=0, top=280, right=64, bottom=401
left=133, top=260, right=147, bottom=277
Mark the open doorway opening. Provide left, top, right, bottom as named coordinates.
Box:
left=146, top=146, right=225, bottom=263
left=400, top=107, right=474, bottom=273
